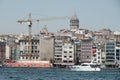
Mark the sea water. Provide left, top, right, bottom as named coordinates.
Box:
left=0, top=68, right=120, bottom=80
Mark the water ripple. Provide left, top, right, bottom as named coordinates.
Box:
left=0, top=68, right=120, bottom=80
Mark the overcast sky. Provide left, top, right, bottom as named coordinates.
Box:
left=0, top=0, right=120, bottom=34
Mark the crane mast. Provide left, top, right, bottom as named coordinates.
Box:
left=28, top=13, right=32, bottom=60
left=17, top=13, right=32, bottom=60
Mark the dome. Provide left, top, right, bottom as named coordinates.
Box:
left=70, top=12, right=79, bottom=30
left=70, top=13, right=79, bottom=21
left=70, top=13, right=79, bottom=24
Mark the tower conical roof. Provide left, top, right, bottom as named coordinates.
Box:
left=70, top=12, right=79, bottom=21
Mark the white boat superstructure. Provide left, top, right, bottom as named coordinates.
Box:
left=70, top=62, right=101, bottom=71
left=0, top=64, right=2, bottom=68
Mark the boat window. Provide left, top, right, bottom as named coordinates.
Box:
left=81, top=64, right=89, bottom=66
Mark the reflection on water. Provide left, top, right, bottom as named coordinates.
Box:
left=0, top=68, right=120, bottom=80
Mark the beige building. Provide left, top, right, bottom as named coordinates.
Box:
left=40, top=37, right=54, bottom=62
left=61, top=40, right=75, bottom=66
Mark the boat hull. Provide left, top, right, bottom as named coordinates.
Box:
left=70, top=66, right=101, bottom=71
left=69, top=63, right=101, bottom=71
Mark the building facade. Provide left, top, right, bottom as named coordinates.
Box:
left=116, top=47, right=120, bottom=65
left=61, top=40, right=75, bottom=66
left=105, top=40, right=116, bottom=68
left=40, top=37, right=54, bottom=62
left=53, top=32, right=73, bottom=67
left=0, top=41, right=6, bottom=61
left=80, top=39, right=93, bottom=63
left=92, top=45, right=102, bottom=65
left=19, top=38, right=40, bottom=61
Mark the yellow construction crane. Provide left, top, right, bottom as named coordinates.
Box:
left=17, top=13, right=33, bottom=60
left=17, top=13, right=69, bottom=60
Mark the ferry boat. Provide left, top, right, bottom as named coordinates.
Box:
left=69, top=62, right=101, bottom=71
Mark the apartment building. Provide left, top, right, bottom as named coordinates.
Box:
left=40, top=37, right=54, bottom=62
left=61, top=39, right=75, bottom=66
left=0, top=41, right=6, bottom=61
left=19, top=37, right=40, bottom=61
left=105, top=40, right=116, bottom=68
left=0, top=35, right=18, bottom=61
left=53, top=32, right=73, bottom=67
left=92, top=44, right=102, bottom=65
left=80, top=38, right=93, bottom=63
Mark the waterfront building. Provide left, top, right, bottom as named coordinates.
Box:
left=80, top=38, right=93, bottom=63
left=115, top=41, right=120, bottom=66
left=61, top=38, right=75, bottom=66
left=116, top=47, right=120, bottom=65
left=105, top=40, right=116, bottom=68
left=39, top=26, right=55, bottom=63
left=0, top=34, right=17, bottom=45
left=53, top=32, right=73, bottom=67
left=4, top=35, right=50, bottom=68
left=0, top=41, right=6, bottom=61
left=92, top=44, right=102, bottom=65
left=40, top=37, right=54, bottom=62
left=97, top=45, right=102, bottom=65
left=0, top=34, right=18, bottom=61
left=19, top=37, right=40, bottom=61
left=6, top=43, right=18, bottom=61
left=74, top=39, right=81, bottom=65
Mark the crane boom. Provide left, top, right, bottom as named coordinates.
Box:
left=17, top=13, right=70, bottom=61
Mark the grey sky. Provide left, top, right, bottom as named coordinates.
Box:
left=0, top=0, right=120, bottom=34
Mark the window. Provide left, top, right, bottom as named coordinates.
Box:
left=98, top=52, right=100, bottom=55
left=64, top=51, right=67, bottom=53
left=69, top=51, right=72, bottom=53
left=64, top=46, right=67, bottom=48
left=63, top=60, right=67, bottom=62
left=35, top=42, right=37, bottom=44
left=35, top=46, right=37, bottom=49
left=116, top=50, right=120, bottom=53
left=98, top=48, right=100, bottom=51
left=98, top=56, right=100, bottom=59
left=35, top=50, right=37, bottom=53
left=26, top=57, right=28, bottom=60
left=64, top=56, right=67, bottom=58
left=31, top=50, right=33, bottom=53
left=20, top=51, right=23, bottom=53
left=98, top=60, right=100, bottom=63
left=33, top=57, right=35, bottom=59
left=36, top=57, right=38, bottom=60
left=69, top=46, right=72, bottom=49
left=32, top=46, right=34, bottom=49
left=69, top=61, right=72, bottom=63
